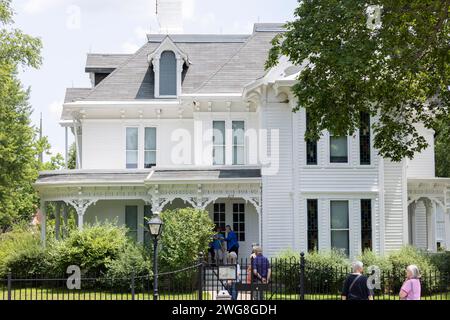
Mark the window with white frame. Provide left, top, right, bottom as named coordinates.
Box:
left=159, top=51, right=177, bottom=96
left=330, top=135, right=348, bottom=163
left=213, top=121, right=225, bottom=165
left=126, top=127, right=138, bottom=169
left=232, top=121, right=245, bottom=165
left=213, top=203, right=226, bottom=232
left=330, top=200, right=349, bottom=255
left=144, top=127, right=157, bottom=168
left=233, top=203, right=245, bottom=242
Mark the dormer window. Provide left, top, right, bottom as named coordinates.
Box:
left=159, top=51, right=177, bottom=96
left=148, top=36, right=189, bottom=99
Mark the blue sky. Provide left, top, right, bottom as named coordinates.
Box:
left=13, top=0, right=298, bottom=161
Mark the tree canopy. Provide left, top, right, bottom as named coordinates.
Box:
left=267, top=0, right=449, bottom=162
left=0, top=0, right=43, bottom=231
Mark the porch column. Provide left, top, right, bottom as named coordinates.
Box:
left=55, top=202, right=61, bottom=240
left=445, top=209, right=450, bottom=250
left=40, top=201, right=47, bottom=247
left=62, top=204, right=68, bottom=238
left=408, top=201, right=416, bottom=246
left=425, top=199, right=437, bottom=252
left=65, top=199, right=97, bottom=231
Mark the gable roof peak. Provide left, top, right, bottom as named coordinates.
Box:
left=147, top=35, right=189, bottom=64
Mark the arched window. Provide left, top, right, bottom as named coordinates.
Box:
left=159, top=51, right=177, bottom=96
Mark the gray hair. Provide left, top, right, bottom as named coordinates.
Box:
left=254, top=246, right=263, bottom=254
left=352, top=261, right=364, bottom=273
left=407, top=265, right=421, bottom=279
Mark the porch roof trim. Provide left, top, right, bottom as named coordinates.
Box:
left=34, top=168, right=262, bottom=188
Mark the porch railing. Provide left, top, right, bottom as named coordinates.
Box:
left=1, top=253, right=449, bottom=300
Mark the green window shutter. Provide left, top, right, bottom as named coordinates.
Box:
left=125, top=206, right=138, bottom=242
left=143, top=205, right=152, bottom=247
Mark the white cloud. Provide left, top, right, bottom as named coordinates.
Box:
left=182, top=0, right=195, bottom=20
left=134, top=26, right=148, bottom=40
left=198, top=12, right=215, bottom=26
left=22, top=0, right=60, bottom=15
left=48, top=100, right=63, bottom=118
left=121, top=41, right=140, bottom=54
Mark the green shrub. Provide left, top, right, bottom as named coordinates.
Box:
left=429, top=252, right=450, bottom=274
left=48, top=222, right=132, bottom=275
left=272, top=249, right=301, bottom=293
left=159, top=208, right=214, bottom=272
left=387, top=246, right=434, bottom=274
left=385, top=246, right=437, bottom=294
left=0, top=225, right=49, bottom=277
left=102, top=242, right=152, bottom=290
left=358, top=249, right=392, bottom=274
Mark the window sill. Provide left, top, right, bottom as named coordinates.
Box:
left=156, top=95, right=178, bottom=99
left=301, top=165, right=377, bottom=170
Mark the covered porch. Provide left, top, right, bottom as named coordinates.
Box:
left=407, top=178, right=450, bottom=252
left=34, top=168, right=262, bottom=257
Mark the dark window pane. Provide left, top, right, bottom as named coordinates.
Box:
left=361, top=199, right=372, bottom=251
left=306, top=112, right=317, bottom=165
left=359, top=112, right=371, bottom=165
left=232, top=203, right=245, bottom=242
left=160, top=51, right=177, bottom=96
left=143, top=205, right=152, bottom=247
left=330, top=136, right=348, bottom=163
left=307, top=199, right=318, bottom=252
left=330, top=200, right=349, bottom=255
left=213, top=203, right=226, bottom=231
left=125, top=206, right=138, bottom=242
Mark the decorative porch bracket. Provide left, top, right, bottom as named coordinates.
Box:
left=64, top=199, right=98, bottom=230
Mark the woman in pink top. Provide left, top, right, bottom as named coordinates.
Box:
left=399, top=265, right=421, bottom=300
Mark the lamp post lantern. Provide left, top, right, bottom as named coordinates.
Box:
left=147, top=214, right=164, bottom=300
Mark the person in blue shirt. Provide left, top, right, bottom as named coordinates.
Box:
left=225, top=225, right=239, bottom=256
left=212, top=227, right=224, bottom=265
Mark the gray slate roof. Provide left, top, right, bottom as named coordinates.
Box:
left=65, top=23, right=284, bottom=102
left=147, top=168, right=261, bottom=181
left=35, top=168, right=261, bottom=186
left=64, top=88, right=92, bottom=103
left=36, top=170, right=150, bottom=185
left=85, top=53, right=132, bottom=73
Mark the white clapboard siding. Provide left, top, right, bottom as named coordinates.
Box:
left=414, top=201, right=428, bottom=249
left=436, top=205, right=445, bottom=242
left=407, top=124, right=435, bottom=178
left=383, top=160, right=407, bottom=252
left=350, top=199, right=361, bottom=259
left=318, top=198, right=331, bottom=251
left=261, top=100, right=295, bottom=256
left=373, top=195, right=381, bottom=254
left=82, top=121, right=124, bottom=169
left=82, top=119, right=195, bottom=169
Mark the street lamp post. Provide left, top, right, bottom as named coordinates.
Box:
left=147, top=214, right=164, bottom=301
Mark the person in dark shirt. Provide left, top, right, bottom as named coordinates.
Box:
left=341, top=261, right=374, bottom=300
left=251, top=246, right=271, bottom=300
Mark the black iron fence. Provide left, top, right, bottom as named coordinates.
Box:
left=1, top=253, right=449, bottom=300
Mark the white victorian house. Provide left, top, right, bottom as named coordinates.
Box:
left=34, top=23, right=450, bottom=258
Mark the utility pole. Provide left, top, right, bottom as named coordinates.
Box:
left=39, top=112, right=43, bottom=163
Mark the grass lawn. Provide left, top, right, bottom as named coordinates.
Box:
left=269, top=292, right=450, bottom=300
left=1, top=288, right=448, bottom=301
left=0, top=288, right=211, bottom=300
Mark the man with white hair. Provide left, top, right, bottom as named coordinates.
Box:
left=341, top=261, right=374, bottom=300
